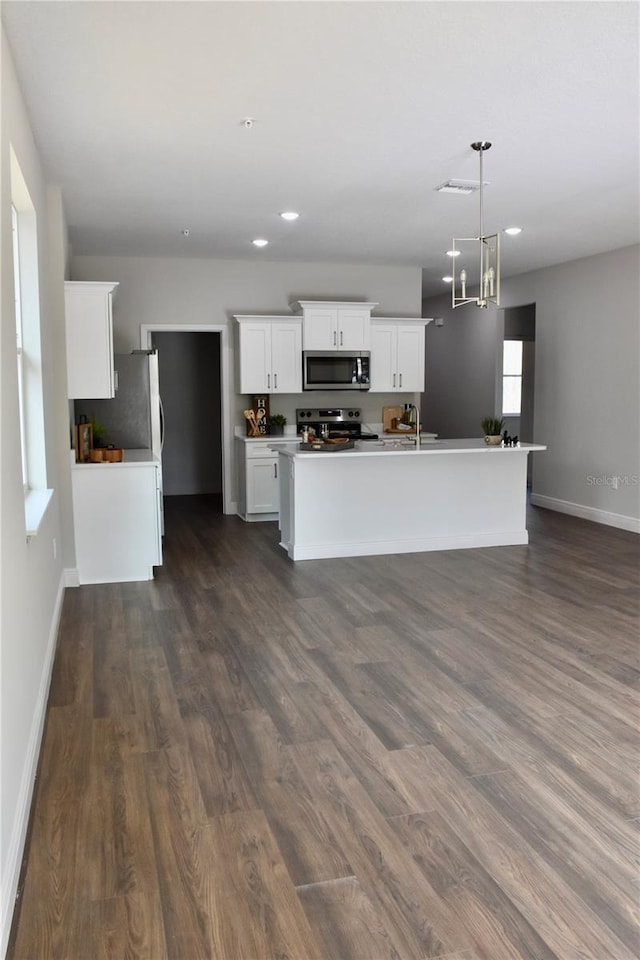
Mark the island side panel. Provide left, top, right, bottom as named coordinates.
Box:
left=286, top=450, right=530, bottom=560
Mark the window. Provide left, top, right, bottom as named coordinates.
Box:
left=503, top=340, right=523, bottom=416
left=10, top=145, right=50, bottom=534
left=12, top=204, right=28, bottom=488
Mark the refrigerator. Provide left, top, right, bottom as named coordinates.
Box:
left=74, top=350, right=165, bottom=531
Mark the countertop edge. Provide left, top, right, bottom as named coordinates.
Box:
left=273, top=441, right=547, bottom=458
left=71, top=448, right=160, bottom=468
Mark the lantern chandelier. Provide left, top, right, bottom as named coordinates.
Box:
left=451, top=141, right=500, bottom=309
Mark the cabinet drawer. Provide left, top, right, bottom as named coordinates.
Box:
left=245, top=442, right=281, bottom=459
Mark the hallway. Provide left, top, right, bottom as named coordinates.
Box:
left=8, top=497, right=640, bottom=959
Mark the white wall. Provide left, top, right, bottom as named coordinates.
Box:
left=423, top=245, right=640, bottom=530
left=1, top=27, right=69, bottom=956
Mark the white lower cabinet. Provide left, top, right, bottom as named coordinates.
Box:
left=237, top=439, right=280, bottom=520
left=71, top=458, right=162, bottom=583
left=370, top=319, right=427, bottom=392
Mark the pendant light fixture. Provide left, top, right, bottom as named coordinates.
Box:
left=451, top=141, right=500, bottom=309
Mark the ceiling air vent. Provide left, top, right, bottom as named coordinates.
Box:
left=435, top=179, right=488, bottom=195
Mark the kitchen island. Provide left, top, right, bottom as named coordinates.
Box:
left=275, top=439, right=546, bottom=561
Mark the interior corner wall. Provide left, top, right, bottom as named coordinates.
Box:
left=1, top=26, right=68, bottom=957
left=420, top=293, right=501, bottom=438
left=423, top=244, right=640, bottom=529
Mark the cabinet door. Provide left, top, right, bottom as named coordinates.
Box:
left=271, top=322, right=302, bottom=392
left=65, top=284, right=116, bottom=398
left=369, top=324, right=397, bottom=392
left=238, top=323, right=271, bottom=393
left=302, top=308, right=338, bottom=350
left=72, top=464, right=159, bottom=583
left=247, top=458, right=280, bottom=512
left=396, top=325, right=425, bottom=392
left=337, top=308, right=370, bottom=350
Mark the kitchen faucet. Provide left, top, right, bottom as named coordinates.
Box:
left=408, top=404, right=421, bottom=449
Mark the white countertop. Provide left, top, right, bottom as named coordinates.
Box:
left=71, top=448, right=160, bottom=467
left=273, top=438, right=546, bottom=458
left=235, top=428, right=297, bottom=443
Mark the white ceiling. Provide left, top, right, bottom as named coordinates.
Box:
left=3, top=1, right=638, bottom=297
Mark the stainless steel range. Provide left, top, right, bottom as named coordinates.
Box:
left=295, top=407, right=378, bottom=441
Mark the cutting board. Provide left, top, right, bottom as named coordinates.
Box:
left=383, top=404, right=417, bottom=435
left=383, top=405, right=403, bottom=432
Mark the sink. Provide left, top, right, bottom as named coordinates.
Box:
left=355, top=439, right=443, bottom=451
left=355, top=439, right=416, bottom=451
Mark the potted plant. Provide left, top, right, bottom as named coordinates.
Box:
left=90, top=416, right=108, bottom=448
left=268, top=413, right=287, bottom=436
left=481, top=415, right=505, bottom=445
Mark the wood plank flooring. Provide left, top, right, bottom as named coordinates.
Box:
left=8, top=495, right=640, bottom=960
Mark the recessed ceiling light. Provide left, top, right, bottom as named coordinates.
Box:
left=446, top=250, right=460, bottom=257
left=252, top=238, right=269, bottom=247
left=280, top=211, right=299, bottom=221
left=442, top=276, right=453, bottom=283
left=504, top=226, right=523, bottom=235
left=181, top=228, right=190, bottom=237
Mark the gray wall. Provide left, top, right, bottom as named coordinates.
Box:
left=423, top=244, right=640, bottom=528
left=420, top=297, right=501, bottom=438
left=71, top=256, right=422, bottom=352
left=153, top=331, right=222, bottom=495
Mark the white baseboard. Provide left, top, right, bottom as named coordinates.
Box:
left=1, top=573, right=65, bottom=959
left=64, top=567, right=79, bottom=587
left=283, top=530, right=529, bottom=561
left=530, top=493, right=640, bottom=534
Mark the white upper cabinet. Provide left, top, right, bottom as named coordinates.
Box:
left=235, top=316, right=303, bottom=393
left=292, top=301, right=378, bottom=351
left=370, top=319, right=428, bottom=392
left=65, top=281, right=119, bottom=399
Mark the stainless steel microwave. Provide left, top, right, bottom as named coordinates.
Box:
left=303, top=351, right=371, bottom=391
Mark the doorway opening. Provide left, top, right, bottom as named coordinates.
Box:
left=140, top=324, right=234, bottom=514
left=499, top=303, right=536, bottom=484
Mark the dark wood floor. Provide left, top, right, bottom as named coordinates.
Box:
left=8, top=496, right=640, bottom=960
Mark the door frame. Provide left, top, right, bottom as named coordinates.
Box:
left=140, top=324, right=235, bottom=515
